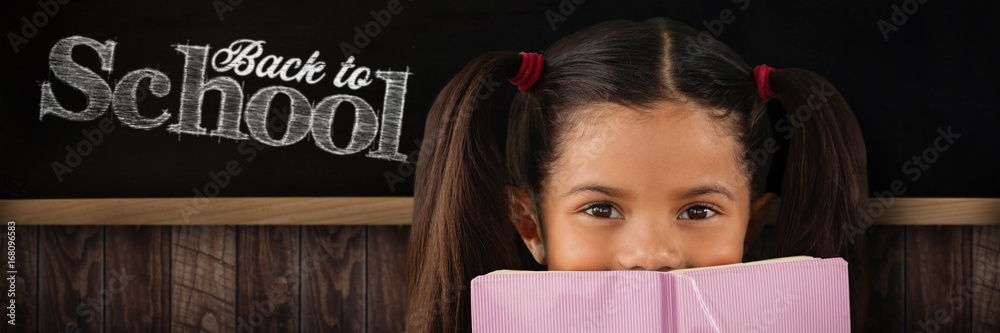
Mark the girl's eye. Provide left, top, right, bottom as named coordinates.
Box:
left=678, top=205, right=717, bottom=220
left=584, top=203, right=624, bottom=219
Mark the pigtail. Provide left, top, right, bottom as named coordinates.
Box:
left=768, top=68, right=870, bottom=331
left=406, top=52, right=535, bottom=333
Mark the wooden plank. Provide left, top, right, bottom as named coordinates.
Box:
left=367, top=226, right=410, bottom=333
left=2, top=197, right=999, bottom=226
left=105, top=226, right=170, bottom=332
left=237, top=226, right=299, bottom=333
left=2, top=224, right=38, bottom=333
left=38, top=226, right=103, bottom=333
left=906, top=226, right=972, bottom=333
left=873, top=198, right=1000, bottom=226
left=972, top=225, right=1000, bottom=332
left=300, top=226, right=366, bottom=332
left=863, top=226, right=906, bottom=333
left=171, top=226, right=236, bottom=333
left=1, top=197, right=412, bottom=225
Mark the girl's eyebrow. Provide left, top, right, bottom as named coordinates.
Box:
left=563, top=183, right=734, bottom=202
left=679, top=184, right=735, bottom=202
left=563, top=183, right=633, bottom=199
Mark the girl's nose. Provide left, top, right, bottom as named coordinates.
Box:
left=615, top=222, right=682, bottom=271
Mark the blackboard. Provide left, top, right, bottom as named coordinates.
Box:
left=2, top=0, right=997, bottom=199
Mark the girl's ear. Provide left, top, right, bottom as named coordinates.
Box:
left=745, top=192, right=779, bottom=246
left=508, top=187, right=546, bottom=265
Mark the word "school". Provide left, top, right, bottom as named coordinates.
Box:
left=39, top=36, right=412, bottom=162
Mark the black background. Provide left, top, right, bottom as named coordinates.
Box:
left=1, top=0, right=997, bottom=199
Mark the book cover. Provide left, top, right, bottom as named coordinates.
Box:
left=471, top=256, right=850, bottom=332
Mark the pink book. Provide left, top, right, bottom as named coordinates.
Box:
left=471, top=256, right=850, bottom=332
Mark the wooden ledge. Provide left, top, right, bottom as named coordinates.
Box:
left=0, top=197, right=997, bottom=225
left=0, top=197, right=412, bottom=225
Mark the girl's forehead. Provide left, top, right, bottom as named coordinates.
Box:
left=548, top=101, right=748, bottom=199
left=560, top=100, right=734, bottom=140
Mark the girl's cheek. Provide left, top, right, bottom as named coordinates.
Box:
left=546, top=220, right=617, bottom=270
left=683, top=227, right=745, bottom=266
left=549, top=245, right=612, bottom=271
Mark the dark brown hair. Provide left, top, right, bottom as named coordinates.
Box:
left=407, top=17, right=869, bottom=332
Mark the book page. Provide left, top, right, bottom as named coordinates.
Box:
left=666, top=255, right=816, bottom=274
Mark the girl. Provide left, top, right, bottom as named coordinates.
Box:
left=407, top=17, right=869, bottom=332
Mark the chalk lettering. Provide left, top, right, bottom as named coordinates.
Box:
left=39, top=36, right=411, bottom=163
left=40, top=36, right=115, bottom=122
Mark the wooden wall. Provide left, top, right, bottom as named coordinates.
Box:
left=3, top=226, right=409, bottom=333
left=863, top=226, right=1000, bottom=333
left=3, top=225, right=998, bottom=332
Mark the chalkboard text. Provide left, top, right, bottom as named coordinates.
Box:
left=39, top=36, right=412, bottom=162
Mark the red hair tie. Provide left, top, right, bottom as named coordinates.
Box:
left=509, top=52, right=544, bottom=91
left=753, top=64, right=775, bottom=102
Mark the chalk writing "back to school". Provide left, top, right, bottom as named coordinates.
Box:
left=39, top=37, right=413, bottom=162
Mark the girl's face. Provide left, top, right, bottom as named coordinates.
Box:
left=513, top=100, right=770, bottom=271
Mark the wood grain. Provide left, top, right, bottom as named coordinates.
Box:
left=300, top=226, right=366, bottom=332
left=171, top=226, right=236, bottom=333
left=237, top=226, right=299, bottom=333
left=367, top=226, right=410, bottom=333
left=863, top=226, right=905, bottom=333
left=2, top=224, right=37, bottom=333
left=1, top=197, right=413, bottom=225
left=906, top=226, right=973, bottom=333
left=105, top=226, right=171, bottom=332
left=873, top=198, right=1000, bottom=226
left=972, top=225, right=1000, bottom=333
left=10, top=221, right=996, bottom=333
left=38, top=226, right=103, bottom=333
left=3, top=197, right=998, bottom=225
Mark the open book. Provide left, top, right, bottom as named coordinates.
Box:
left=471, top=256, right=850, bottom=333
